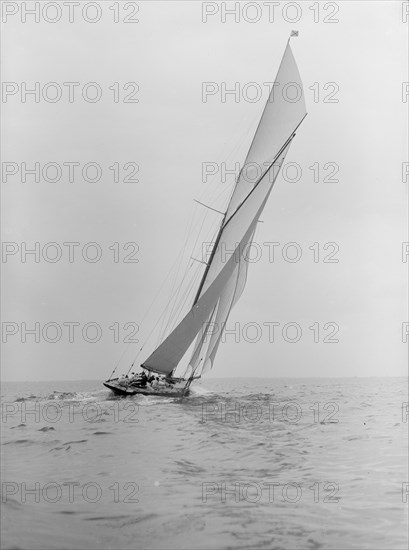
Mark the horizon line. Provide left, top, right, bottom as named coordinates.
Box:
left=1, top=375, right=407, bottom=383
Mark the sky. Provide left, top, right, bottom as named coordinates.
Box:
left=1, top=0, right=408, bottom=381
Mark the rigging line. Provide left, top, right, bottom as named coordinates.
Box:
left=197, top=217, right=223, bottom=268
left=191, top=257, right=207, bottom=265
left=160, top=255, right=196, bottom=341
left=192, top=210, right=226, bottom=306
left=196, top=110, right=260, bottom=206
left=156, top=206, right=200, bottom=342
left=163, top=205, right=211, bottom=335
left=223, top=119, right=256, bottom=167
left=197, top=173, right=230, bottom=209
left=206, top=120, right=258, bottom=204
left=128, top=207, right=200, bottom=369
left=166, top=261, right=203, bottom=336
left=165, top=260, right=203, bottom=335
left=163, top=201, right=206, bottom=310
left=178, top=199, right=224, bottom=294
left=195, top=173, right=237, bottom=226
left=156, top=261, right=195, bottom=347
left=189, top=207, right=213, bottom=264
left=190, top=195, right=229, bottom=265
left=142, top=248, right=186, bottom=324
left=172, top=269, right=201, bottom=328
left=127, top=295, right=181, bottom=374
left=193, top=199, right=225, bottom=215
left=159, top=237, right=204, bottom=343
left=194, top=127, right=253, bottom=237
left=204, top=179, right=236, bottom=216
left=197, top=160, right=238, bottom=211
left=169, top=206, right=223, bottom=329
left=190, top=212, right=225, bottom=302
left=157, top=262, right=197, bottom=345
left=127, top=296, right=183, bottom=376
left=132, top=262, right=200, bottom=366
left=159, top=254, right=202, bottom=345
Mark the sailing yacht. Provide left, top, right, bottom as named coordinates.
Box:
left=104, top=35, right=307, bottom=397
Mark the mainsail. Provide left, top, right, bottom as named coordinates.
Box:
left=141, top=39, right=307, bottom=378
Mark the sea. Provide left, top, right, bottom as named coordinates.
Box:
left=1, top=377, right=408, bottom=550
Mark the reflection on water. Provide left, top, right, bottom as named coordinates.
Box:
left=1, top=377, right=408, bottom=549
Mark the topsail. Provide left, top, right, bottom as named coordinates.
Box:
left=141, top=40, right=307, bottom=378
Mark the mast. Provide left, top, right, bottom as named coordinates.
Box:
left=193, top=213, right=226, bottom=305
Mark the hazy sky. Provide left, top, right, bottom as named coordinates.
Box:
left=2, top=1, right=407, bottom=381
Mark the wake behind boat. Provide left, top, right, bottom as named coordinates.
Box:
left=104, top=33, right=307, bottom=397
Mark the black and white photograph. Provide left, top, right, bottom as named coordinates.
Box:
left=1, top=1, right=408, bottom=549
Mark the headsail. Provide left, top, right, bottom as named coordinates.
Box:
left=141, top=38, right=307, bottom=377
